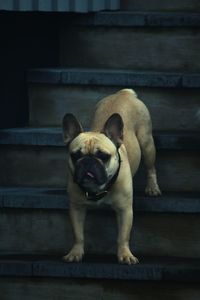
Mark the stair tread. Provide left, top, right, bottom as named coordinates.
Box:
left=0, top=254, right=200, bottom=281
left=27, top=68, right=200, bottom=88
left=61, top=11, right=200, bottom=27
left=0, top=127, right=199, bottom=150
left=0, top=187, right=199, bottom=213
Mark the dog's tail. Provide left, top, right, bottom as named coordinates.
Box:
left=118, top=89, right=138, bottom=98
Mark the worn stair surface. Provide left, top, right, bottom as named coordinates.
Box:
left=0, top=186, right=200, bottom=258
left=0, top=255, right=200, bottom=281
left=121, top=0, right=200, bottom=11
left=57, top=12, right=200, bottom=71
left=0, top=255, right=200, bottom=299
left=58, top=11, right=200, bottom=27
left=0, top=127, right=199, bottom=149
left=1, top=187, right=200, bottom=212
left=28, top=68, right=200, bottom=87
left=0, top=128, right=199, bottom=190
left=1, top=277, right=200, bottom=300
left=1, top=8, right=200, bottom=300
left=27, top=68, right=200, bottom=130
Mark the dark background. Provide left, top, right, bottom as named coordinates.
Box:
left=0, top=12, right=59, bottom=128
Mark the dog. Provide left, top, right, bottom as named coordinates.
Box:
left=62, top=89, right=161, bottom=265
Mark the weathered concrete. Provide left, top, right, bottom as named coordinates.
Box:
left=60, top=27, right=200, bottom=71
left=0, top=277, right=200, bottom=300
left=0, top=146, right=199, bottom=191
left=29, top=84, right=200, bottom=130
left=0, top=209, right=200, bottom=258
left=0, top=0, right=120, bottom=12
left=0, top=278, right=103, bottom=300
left=1, top=187, right=200, bottom=213
left=59, top=11, right=200, bottom=27
left=27, top=69, right=200, bottom=88
left=121, top=0, right=200, bottom=11
left=0, top=255, right=200, bottom=280
left=0, top=128, right=199, bottom=150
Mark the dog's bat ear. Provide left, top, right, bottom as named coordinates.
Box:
left=62, top=113, right=83, bottom=146
left=103, top=113, right=124, bottom=148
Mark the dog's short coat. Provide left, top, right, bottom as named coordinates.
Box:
left=62, top=89, right=161, bottom=264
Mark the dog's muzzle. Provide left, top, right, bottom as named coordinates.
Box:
left=73, top=156, right=108, bottom=192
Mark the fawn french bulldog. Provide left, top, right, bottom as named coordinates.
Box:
left=62, top=89, right=161, bottom=264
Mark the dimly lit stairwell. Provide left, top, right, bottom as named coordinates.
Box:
left=0, top=1, right=200, bottom=299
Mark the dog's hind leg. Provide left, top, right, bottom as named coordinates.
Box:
left=136, top=108, right=161, bottom=196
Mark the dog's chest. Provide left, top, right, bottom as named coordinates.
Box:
left=86, top=193, right=113, bottom=207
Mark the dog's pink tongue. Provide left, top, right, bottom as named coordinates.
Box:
left=86, top=171, right=95, bottom=178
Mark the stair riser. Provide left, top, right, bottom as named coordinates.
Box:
left=0, top=278, right=200, bottom=300
left=121, top=0, right=200, bottom=11
left=29, top=84, right=200, bottom=131
left=0, top=146, right=199, bottom=191
left=60, top=27, right=200, bottom=71
left=0, top=209, right=199, bottom=258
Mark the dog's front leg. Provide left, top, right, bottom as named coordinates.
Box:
left=115, top=205, right=139, bottom=265
left=63, top=203, right=86, bottom=262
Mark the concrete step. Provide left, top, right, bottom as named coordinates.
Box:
left=28, top=68, right=200, bottom=87
left=0, top=257, right=200, bottom=300
left=60, top=11, right=200, bottom=27
left=0, top=187, right=200, bottom=257
left=0, top=0, right=120, bottom=12
left=1, top=187, right=200, bottom=213
left=27, top=69, right=200, bottom=130
left=121, top=1, right=200, bottom=12
left=1, top=281, right=200, bottom=300
left=0, top=128, right=199, bottom=191
left=0, top=255, right=200, bottom=281
left=0, top=127, right=199, bottom=149
left=58, top=12, right=200, bottom=71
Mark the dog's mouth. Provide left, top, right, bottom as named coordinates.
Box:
left=86, top=171, right=95, bottom=179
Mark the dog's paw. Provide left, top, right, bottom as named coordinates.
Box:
left=118, top=247, right=139, bottom=265
left=63, top=245, right=84, bottom=263
left=145, top=182, right=161, bottom=196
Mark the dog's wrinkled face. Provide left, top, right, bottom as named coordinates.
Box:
left=69, top=133, right=119, bottom=193
left=62, top=113, right=123, bottom=194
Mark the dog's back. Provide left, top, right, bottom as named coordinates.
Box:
left=91, top=89, right=139, bottom=132
left=91, top=89, right=152, bottom=176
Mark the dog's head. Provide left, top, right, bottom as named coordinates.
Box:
left=62, top=113, right=123, bottom=195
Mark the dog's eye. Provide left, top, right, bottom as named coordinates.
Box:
left=95, top=150, right=111, bottom=163
left=71, top=150, right=83, bottom=163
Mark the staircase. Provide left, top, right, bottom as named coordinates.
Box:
left=0, top=4, right=200, bottom=300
